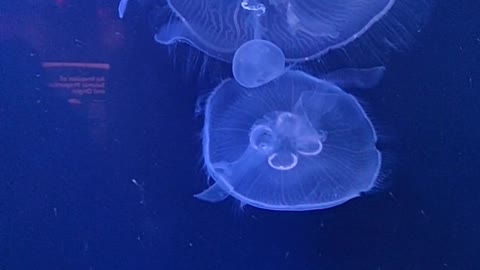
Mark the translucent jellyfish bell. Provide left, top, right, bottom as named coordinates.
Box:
left=152, top=0, right=420, bottom=62
left=196, top=68, right=384, bottom=211
left=232, top=39, right=286, bottom=88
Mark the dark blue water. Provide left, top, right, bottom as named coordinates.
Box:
left=1, top=1, right=479, bottom=269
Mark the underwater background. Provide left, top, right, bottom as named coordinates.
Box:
left=1, top=0, right=479, bottom=269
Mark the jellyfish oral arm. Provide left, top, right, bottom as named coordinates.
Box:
left=321, top=66, right=386, bottom=90
left=118, top=0, right=129, bottom=19
left=194, top=183, right=231, bottom=202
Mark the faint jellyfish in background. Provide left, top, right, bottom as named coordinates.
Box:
left=135, top=0, right=428, bottom=87
left=195, top=67, right=385, bottom=211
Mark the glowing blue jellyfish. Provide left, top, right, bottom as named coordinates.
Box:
left=119, top=0, right=428, bottom=86
left=195, top=67, right=384, bottom=211
left=147, top=0, right=426, bottom=85
left=232, top=39, right=285, bottom=88
left=155, top=0, right=397, bottom=60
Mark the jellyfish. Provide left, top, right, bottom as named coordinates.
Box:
left=232, top=39, right=285, bottom=88
left=143, top=0, right=427, bottom=84
left=195, top=67, right=384, bottom=211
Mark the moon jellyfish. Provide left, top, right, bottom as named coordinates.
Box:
left=232, top=39, right=285, bottom=88
left=196, top=67, right=384, bottom=211
left=151, top=0, right=427, bottom=64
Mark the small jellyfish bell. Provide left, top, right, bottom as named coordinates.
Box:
left=232, top=39, right=286, bottom=88
left=146, top=0, right=429, bottom=73
left=195, top=67, right=385, bottom=211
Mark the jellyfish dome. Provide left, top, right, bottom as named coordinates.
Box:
left=196, top=68, right=384, bottom=211
left=232, top=39, right=286, bottom=88
left=154, top=0, right=410, bottom=63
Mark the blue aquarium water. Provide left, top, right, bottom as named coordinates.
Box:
left=196, top=69, right=383, bottom=211
left=1, top=0, right=479, bottom=270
